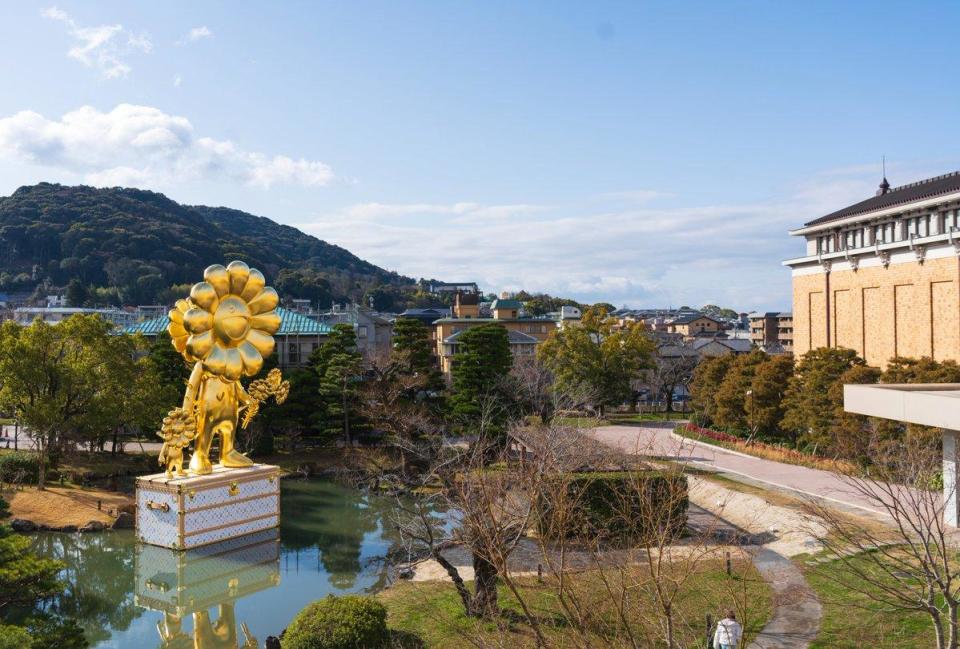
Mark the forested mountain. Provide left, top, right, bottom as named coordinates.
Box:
left=0, top=183, right=413, bottom=306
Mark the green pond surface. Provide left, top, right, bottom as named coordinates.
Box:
left=23, top=479, right=431, bottom=649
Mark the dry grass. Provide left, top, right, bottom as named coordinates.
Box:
left=676, top=424, right=858, bottom=474
left=3, top=485, right=131, bottom=526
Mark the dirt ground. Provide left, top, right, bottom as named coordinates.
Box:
left=4, top=485, right=132, bottom=527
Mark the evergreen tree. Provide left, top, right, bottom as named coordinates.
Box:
left=391, top=317, right=443, bottom=392
left=314, top=324, right=364, bottom=442
left=712, top=350, right=770, bottom=432
left=689, top=354, right=735, bottom=426
left=745, top=354, right=795, bottom=438
left=781, top=347, right=868, bottom=450
left=64, top=279, right=89, bottom=308
left=449, top=324, right=514, bottom=434
left=0, top=524, right=63, bottom=610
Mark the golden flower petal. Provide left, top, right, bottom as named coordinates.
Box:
left=250, top=311, right=281, bottom=335
left=204, top=264, right=230, bottom=297
left=190, top=282, right=219, bottom=313
left=203, top=345, right=227, bottom=375
left=238, top=341, right=263, bottom=376
left=169, top=309, right=184, bottom=325
left=168, top=321, right=187, bottom=339
left=184, top=307, right=214, bottom=334
left=174, top=298, right=191, bottom=315
left=227, top=260, right=250, bottom=296
left=223, top=347, right=243, bottom=381
left=186, top=330, right=214, bottom=359
left=247, top=288, right=279, bottom=315
left=241, top=268, right=266, bottom=302
left=246, top=329, right=276, bottom=357
left=171, top=335, right=188, bottom=354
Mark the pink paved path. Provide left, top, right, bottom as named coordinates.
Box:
left=591, top=424, right=886, bottom=516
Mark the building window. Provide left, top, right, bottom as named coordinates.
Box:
left=358, top=325, right=368, bottom=338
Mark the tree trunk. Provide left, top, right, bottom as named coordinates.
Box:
left=342, top=382, right=351, bottom=445
left=37, top=436, right=47, bottom=491
left=471, top=554, right=499, bottom=618
left=432, top=549, right=473, bottom=616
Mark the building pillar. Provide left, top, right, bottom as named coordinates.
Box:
left=945, top=429, right=960, bottom=527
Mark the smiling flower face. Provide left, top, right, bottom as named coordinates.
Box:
left=167, top=261, right=280, bottom=381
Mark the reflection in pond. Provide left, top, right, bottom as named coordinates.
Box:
left=137, top=529, right=279, bottom=649
left=24, top=479, right=419, bottom=649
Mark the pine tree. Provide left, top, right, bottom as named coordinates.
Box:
left=449, top=324, right=514, bottom=435
left=314, top=324, right=364, bottom=443
left=781, top=347, right=868, bottom=450
left=391, top=317, right=443, bottom=392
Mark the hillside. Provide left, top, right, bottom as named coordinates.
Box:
left=0, top=183, right=413, bottom=306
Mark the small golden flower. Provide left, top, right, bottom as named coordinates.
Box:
left=167, top=261, right=281, bottom=381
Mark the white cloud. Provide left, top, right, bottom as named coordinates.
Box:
left=41, top=6, right=151, bottom=78
left=0, top=104, right=334, bottom=189
left=173, top=74, right=182, bottom=87
left=177, top=26, right=213, bottom=45
left=186, top=26, right=213, bottom=41
left=298, top=168, right=900, bottom=310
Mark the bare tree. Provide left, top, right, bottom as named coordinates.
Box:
left=805, top=437, right=960, bottom=649
left=640, top=339, right=700, bottom=414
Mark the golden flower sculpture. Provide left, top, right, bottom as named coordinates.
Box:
left=168, top=261, right=281, bottom=382
left=163, top=261, right=286, bottom=475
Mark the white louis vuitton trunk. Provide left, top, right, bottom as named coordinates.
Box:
left=136, top=464, right=281, bottom=550
left=135, top=527, right=281, bottom=615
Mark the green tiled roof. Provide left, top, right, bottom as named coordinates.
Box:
left=120, top=306, right=332, bottom=336
left=491, top=299, right=523, bottom=310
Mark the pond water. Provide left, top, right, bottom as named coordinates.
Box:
left=22, top=479, right=423, bottom=649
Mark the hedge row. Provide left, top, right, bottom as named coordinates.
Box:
left=537, top=470, right=688, bottom=546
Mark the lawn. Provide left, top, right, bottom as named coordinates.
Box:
left=805, top=552, right=934, bottom=648
left=381, top=560, right=772, bottom=648
left=553, top=416, right=611, bottom=428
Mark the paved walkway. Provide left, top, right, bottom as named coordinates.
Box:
left=748, top=548, right=821, bottom=649
left=592, top=423, right=886, bottom=517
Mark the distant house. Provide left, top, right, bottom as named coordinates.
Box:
left=120, top=306, right=331, bottom=369
left=666, top=313, right=722, bottom=338
left=428, top=281, right=480, bottom=296
left=398, top=307, right=451, bottom=327
left=319, top=303, right=394, bottom=357
left=690, top=336, right=753, bottom=357
left=14, top=307, right=138, bottom=329
left=433, top=292, right=565, bottom=376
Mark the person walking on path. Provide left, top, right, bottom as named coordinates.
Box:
left=713, top=610, right=742, bottom=649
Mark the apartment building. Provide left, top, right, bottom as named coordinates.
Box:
left=748, top=312, right=794, bottom=354
left=784, top=171, right=960, bottom=367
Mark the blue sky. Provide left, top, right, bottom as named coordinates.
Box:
left=1, top=2, right=958, bottom=310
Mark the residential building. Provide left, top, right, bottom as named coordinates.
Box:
left=690, top=336, right=753, bottom=357
left=120, top=306, right=331, bottom=369
left=434, top=292, right=559, bottom=376
left=14, top=307, right=138, bottom=328
left=665, top=313, right=722, bottom=338
left=784, top=171, right=960, bottom=367
left=427, top=281, right=480, bottom=296
left=319, top=303, right=394, bottom=357
left=748, top=312, right=794, bottom=354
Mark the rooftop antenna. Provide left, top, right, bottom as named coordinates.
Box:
left=877, top=155, right=891, bottom=195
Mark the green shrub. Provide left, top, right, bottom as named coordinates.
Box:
left=0, top=624, right=31, bottom=649
left=284, top=595, right=389, bottom=649
left=0, top=452, right=40, bottom=484
left=537, top=470, right=688, bottom=546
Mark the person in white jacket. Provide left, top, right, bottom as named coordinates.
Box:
left=713, top=611, right=742, bottom=649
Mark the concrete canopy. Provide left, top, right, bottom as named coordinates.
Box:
left=844, top=382, right=960, bottom=526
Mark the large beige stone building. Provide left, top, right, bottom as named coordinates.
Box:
left=784, top=172, right=960, bottom=367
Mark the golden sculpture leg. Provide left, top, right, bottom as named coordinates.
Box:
left=218, top=421, right=253, bottom=468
